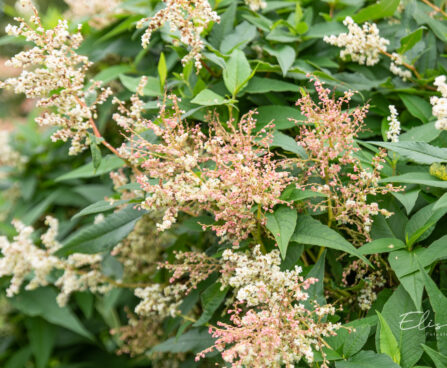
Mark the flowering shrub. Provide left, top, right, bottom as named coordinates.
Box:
left=2, top=0, right=447, bottom=367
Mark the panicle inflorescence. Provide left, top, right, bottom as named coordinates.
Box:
left=387, top=105, right=401, bottom=142
left=136, top=0, right=220, bottom=70
left=0, top=8, right=112, bottom=154
left=324, top=17, right=412, bottom=80
left=342, top=257, right=386, bottom=311
left=0, top=217, right=110, bottom=306
left=197, top=246, right=340, bottom=368
left=244, top=0, right=267, bottom=11
left=431, top=75, right=447, bottom=130
left=0, top=131, right=27, bottom=170
left=116, top=95, right=292, bottom=245
left=323, top=16, right=389, bottom=66
left=295, top=77, right=401, bottom=243
left=64, top=0, right=122, bottom=28
left=111, top=214, right=175, bottom=282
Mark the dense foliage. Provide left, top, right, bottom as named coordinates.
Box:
left=2, top=0, right=447, bottom=367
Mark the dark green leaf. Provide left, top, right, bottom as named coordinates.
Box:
left=56, top=155, right=125, bottom=182
left=291, top=216, right=370, bottom=264
left=191, top=89, right=230, bottom=106
left=10, top=288, right=93, bottom=340
left=265, top=205, right=298, bottom=258
left=377, top=311, right=401, bottom=364
left=26, top=317, right=55, bottom=368
left=368, top=141, right=447, bottom=165
left=399, top=94, right=432, bottom=123
left=151, top=329, right=214, bottom=353
left=194, top=283, right=229, bottom=326
left=360, top=238, right=406, bottom=255
left=398, top=27, right=425, bottom=54
left=335, top=350, right=401, bottom=368
left=223, top=49, right=252, bottom=95
left=353, top=0, right=400, bottom=23
left=56, top=205, right=146, bottom=256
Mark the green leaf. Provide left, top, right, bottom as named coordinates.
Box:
left=209, top=1, right=237, bottom=48
left=254, top=105, right=304, bottom=131
left=419, top=262, right=447, bottom=355
left=380, top=172, right=447, bottom=188
left=220, top=21, right=257, bottom=54
left=353, top=0, right=400, bottom=23
left=265, top=205, right=297, bottom=259
left=280, top=188, right=327, bottom=202
left=88, top=133, right=102, bottom=171
left=151, top=329, right=214, bottom=353
left=270, top=131, right=307, bottom=156
left=72, top=199, right=128, bottom=220
left=399, top=122, right=440, bottom=143
left=10, top=288, right=93, bottom=340
left=158, top=52, right=167, bottom=91
left=368, top=141, right=447, bottom=165
left=25, top=317, right=55, bottom=368
left=75, top=292, right=95, bottom=319
left=377, top=311, right=401, bottom=364
left=56, top=155, right=125, bottom=181
left=392, top=189, right=420, bottom=215
left=21, top=191, right=59, bottom=225
left=243, top=76, right=299, bottom=94
left=265, top=45, right=296, bottom=76
left=306, top=21, right=346, bottom=38
left=405, top=202, right=447, bottom=247
left=191, top=89, right=230, bottom=106
left=399, top=94, right=432, bottom=123
left=280, top=243, right=304, bottom=270
left=4, top=347, right=32, bottom=368
left=93, top=65, right=133, bottom=83
left=291, top=216, right=370, bottom=264
left=305, top=250, right=326, bottom=306
left=390, top=235, right=447, bottom=278
left=194, top=283, right=229, bottom=326
left=422, top=344, right=447, bottom=368
left=342, top=324, right=371, bottom=358
left=223, top=49, right=252, bottom=96
left=398, top=27, right=425, bottom=54
left=379, top=286, right=425, bottom=368
left=360, top=238, right=406, bottom=255
left=96, top=14, right=144, bottom=42
left=119, top=74, right=161, bottom=97
left=413, top=3, right=447, bottom=42
left=56, top=205, right=146, bottom=256
left=434, top=192, right=447, bottom=211
left=335, top=350, right=401, bottom=368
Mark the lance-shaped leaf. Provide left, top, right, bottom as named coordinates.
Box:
left=291, top=216, right=370, bottom=264
left=265, top=205, right=297, bottom=259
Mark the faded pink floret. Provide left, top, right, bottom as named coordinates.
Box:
left=197, top=246, right=340, bottom=368
left=118, top=96, right=292, bottom=245
left=160, top=251, right=221, bottom=294
left=295, top=77, right=401, bottom=243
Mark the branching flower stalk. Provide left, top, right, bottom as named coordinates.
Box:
left=294, top=77, right=402, bottom=243
left=196, top=246, right=340, bottom=368
left=115, top=94, right=293, bottom=245
left=324, top=16, right=420, bottom=80
left=0, top=6, right=142, bottom=174
left=136, top=0, right=220, bottom=70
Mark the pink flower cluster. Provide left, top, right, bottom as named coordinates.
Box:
left=197, top=246, right=340, bottom=368
left=295, top=77, right=401, bottom=242
left=161, top=251, right=221, bottom=293
left=119, top=96, right=292, bottom=245
left=0, top=7, right=112, bottom=154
